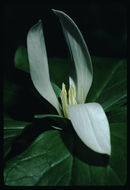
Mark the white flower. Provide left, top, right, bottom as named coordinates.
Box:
left=27, top=9, right=111, bottom=155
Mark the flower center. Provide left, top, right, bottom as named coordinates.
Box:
left=60, top=83, right=84, bottom=119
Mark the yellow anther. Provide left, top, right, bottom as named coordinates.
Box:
left=60, top=83, right=80, bottom=119
left=68, top=85, right=77, bottom=105
left=81, top=87, right=84, bottom=104
left=60, top=83, right=70, bottom=119
left=62, top=83, right=66, bottom=91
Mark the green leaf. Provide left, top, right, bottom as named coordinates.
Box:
left=87, top=57, right=127, bottom=111
left=14, top=46, right=30, bottom=73
left=4, top=116, right=31, bottom=158
left=4, top=130, right=73, bottom=186
left=107, top=106, right=127, bottom=123
left=4, top=121, right=126, bottom=185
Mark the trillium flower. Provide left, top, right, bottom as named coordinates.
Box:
left=27, top=9, right=111, bottom=155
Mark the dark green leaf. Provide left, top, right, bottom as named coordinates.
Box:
left=107, top=105, right=127, bottom=123
left=4, top=121, right=126, bottom=185
left=14, top=46, right=30, bottom=73
left=87, top=57, right=127, bottom=112
left=4, top=115, right=30, bottom=158
left=4, top=130, right=73, bottom=186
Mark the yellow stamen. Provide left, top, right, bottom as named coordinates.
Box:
left=68, top=85, right=77, bottom=105
left=60, top=83, right=70, bottom=119
left=81, top=87, right=84, bottom=104
left=60, top=83, right=81, bottom=119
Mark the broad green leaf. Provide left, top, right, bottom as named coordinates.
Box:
left=14, top=46, right=30, bottom=73
left=4, top=116, right=30, bottom=158
left=97, top=60, right=126, bottom=112
left=87, top=56, right=120, bottom=102
left=87, top=57, right=127, bottom=112
left=4, top=121, right=126, bottom=186
left=70, top=123, right=126, bottom=185
left=107, top=106, right=127, bottom=123
left=4, top=130, right=73, bottom=186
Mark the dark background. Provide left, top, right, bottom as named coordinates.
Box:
left=2, top=0, right=127, bottom=72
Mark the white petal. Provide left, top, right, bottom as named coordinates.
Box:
left=52, top=9, right=93, bottom=103
left=68, top=103, right=111, bottom=155
left=27, top=20, right=61, bottom=115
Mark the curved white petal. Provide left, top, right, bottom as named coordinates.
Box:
left=52, top=9, right=93, bottom=103
left=27, top=20, right=61, bottom=115
left=68, top=103, right=111, bottom=155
